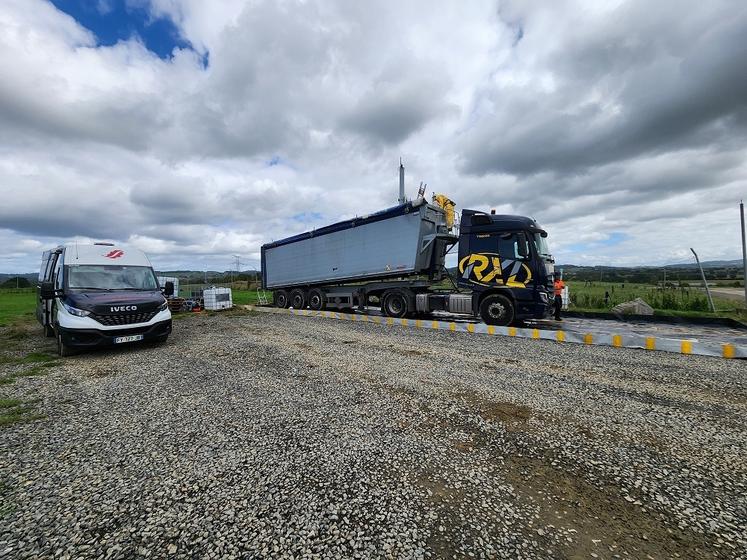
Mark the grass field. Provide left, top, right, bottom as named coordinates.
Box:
left=0, top=291, right=36, bottom=327
left=0, top=289, right=268, bottom=327
left=566, top=281, right=746, bottom=320
left=2, top=285, right=744, bottom=326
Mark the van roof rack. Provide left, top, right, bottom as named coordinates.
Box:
left=93, top=242, right=114, bottom=246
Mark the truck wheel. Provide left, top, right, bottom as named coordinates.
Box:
left=479, top=294, right=514, bottom=326
left=274, top=290, right=289, bottom=308
left=308, top=289, right=325, bottom=310
left=383, top=291, right=408, bottom=318
left=290, top=289, right=306, bottom=309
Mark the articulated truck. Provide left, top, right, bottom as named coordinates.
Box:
left=261, top=187, right=555, bottom=326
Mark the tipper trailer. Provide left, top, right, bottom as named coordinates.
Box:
left=261, top=198, right=555, bottom=326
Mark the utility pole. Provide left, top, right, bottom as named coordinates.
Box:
left=740, top=200, right=747, bottom=305
left=690, top=248, right=715, bottom=312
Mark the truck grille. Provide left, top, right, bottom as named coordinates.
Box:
left=92, top=311, right=158, bottom=326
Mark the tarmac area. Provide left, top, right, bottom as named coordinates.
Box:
left=1, top=310, right=745, bottom=559
left=336, top=305, right=747, bottom=347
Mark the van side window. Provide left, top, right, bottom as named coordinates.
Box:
left=54, top=256, right=64, bottom=289
left=39, top=251, right=51, bottom=282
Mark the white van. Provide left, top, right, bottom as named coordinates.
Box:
left=37, top=243, right=173, bottom=356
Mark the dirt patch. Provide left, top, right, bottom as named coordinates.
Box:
left=456, top=391, right=532, bottom=431
left=500, top=449, right=724, bottom=559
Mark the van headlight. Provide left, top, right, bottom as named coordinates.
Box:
left=158, top=299, right=168, bottom=312
left=62, top=302, right=90, bottom=317
left=539, top=292, right=549, bottom=303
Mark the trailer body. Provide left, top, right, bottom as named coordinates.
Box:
left=262, top=200, right=453, bottom=289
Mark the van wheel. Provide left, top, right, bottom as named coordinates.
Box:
left=308, top=289, right=325, bottom=310
left=290, top=289, right=306, bottom=309
left=56, top=328, right=76, bottom=357
left=479, top=294, right=514, bottom=326
left=274, top=290, right=289, bottom=308
left=382, top=291, right=408, bottom=318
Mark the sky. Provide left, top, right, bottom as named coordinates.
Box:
left=0, top=0, right=746, bottom=273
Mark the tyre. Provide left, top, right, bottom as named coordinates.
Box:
left=382, top=291, right=408, bottom=318
left=274, top=290, right=289, bottom=308
left=479, top=293, right=514, bottom=326
left=56, top=327, right=76, bottom=357
left=289, top=289, right=306, bottom=309
left=308, top=289, right=325, bottom=310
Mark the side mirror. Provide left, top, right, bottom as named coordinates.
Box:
left=163, top=281, right=174, bottom=297
left=40, top=281, right=56, bottom=299
left=517, top=234, right=529, bottom=259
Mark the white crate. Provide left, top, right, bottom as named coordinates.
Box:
left=203, top=287, right=233, bottom=310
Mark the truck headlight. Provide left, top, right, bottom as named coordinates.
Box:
left=158, top=299, right=168, bottom=312
left=539, top=292, right=549, bottom=303
left=62, top=302, right=90, bottom=317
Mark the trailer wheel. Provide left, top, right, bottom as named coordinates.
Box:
left=479, top=293, right=514, bottom=326
left=290, top=289, right=306, bottom=309
left=308, top=289, right=325, bottom=310
left=274, top=290, right=290, bottom=308
left=383, top=291, right=408, bottom=318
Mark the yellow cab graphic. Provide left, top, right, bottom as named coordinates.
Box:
left=458, top=253, right=532, bottom=288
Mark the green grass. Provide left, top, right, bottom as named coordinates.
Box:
left=231, top=289, right=270, bottom=306
left=0, top=397, right=44, bottom=428
left=0, top=291, right=36, bottom=326
left=567, top=281, right=746, bottom=321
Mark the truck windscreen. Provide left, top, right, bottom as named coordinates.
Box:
left=533, top=233, right=552, bottom=258
left=67, top=265, right=159, bottom=291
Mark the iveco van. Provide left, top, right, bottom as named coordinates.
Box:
left=37, top=243, right=173, bottom=356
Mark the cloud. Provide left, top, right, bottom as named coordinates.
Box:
left=0, top=0, right=745, bottom=273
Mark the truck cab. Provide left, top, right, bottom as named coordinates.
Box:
left=37, top=244, right=173, bottom=356
left=457, top=210, right=554, bottom=324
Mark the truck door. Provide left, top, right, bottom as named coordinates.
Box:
left=457, top=232, right=534, bottom=290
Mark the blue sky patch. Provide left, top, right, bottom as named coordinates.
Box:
left=50, top=0, right=206, bottom=65
left=292, top=212, right=324, bottom=223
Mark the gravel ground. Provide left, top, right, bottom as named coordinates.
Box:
left=0, top=311, right=745, bottom=559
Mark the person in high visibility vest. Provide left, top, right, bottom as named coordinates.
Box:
left=553, top=273, right=565, bottom=321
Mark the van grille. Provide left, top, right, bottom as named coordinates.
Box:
left=92, top=311, right=158, bottom=326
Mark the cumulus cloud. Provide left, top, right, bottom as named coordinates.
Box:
left=0, top=0, right=745, bottom=273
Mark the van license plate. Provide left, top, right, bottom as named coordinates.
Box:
left=114, top=334, right=144, bottom=344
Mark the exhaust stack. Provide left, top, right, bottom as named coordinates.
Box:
left=398, top=159, right=405, bottom=204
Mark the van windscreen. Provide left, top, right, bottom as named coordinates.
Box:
left=67, top=265, right=158, bottom=291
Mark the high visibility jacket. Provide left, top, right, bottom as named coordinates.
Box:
left=554, top=280, right=565, bottom=296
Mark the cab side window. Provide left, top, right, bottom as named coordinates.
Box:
left=54, top=256, right=63, bottom=289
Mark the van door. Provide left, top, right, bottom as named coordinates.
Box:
left=36, top=250, right=60, bottom=328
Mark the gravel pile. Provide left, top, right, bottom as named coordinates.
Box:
left=1, top=311, right=745, bottom=559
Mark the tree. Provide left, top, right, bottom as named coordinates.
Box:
left=1, top=277, right=31, bottom=288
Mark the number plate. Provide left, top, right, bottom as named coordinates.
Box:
left=114, top=334, right=144, bottom=344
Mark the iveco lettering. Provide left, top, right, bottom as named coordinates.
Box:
left=36, top=243, right=174, bottom=356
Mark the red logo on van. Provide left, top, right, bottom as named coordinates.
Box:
left=105, top=250, right=124, bottom=259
